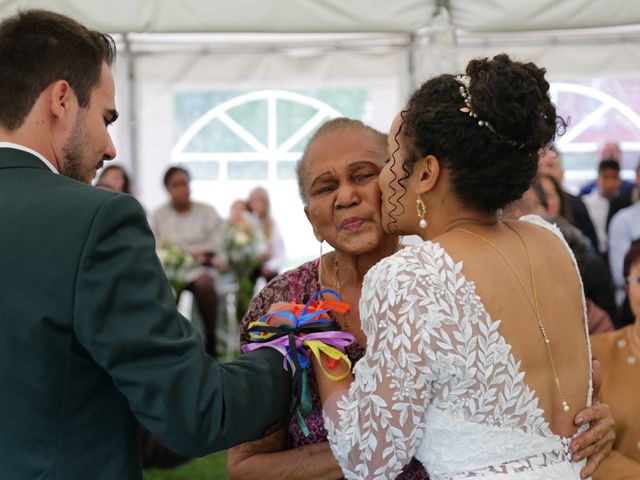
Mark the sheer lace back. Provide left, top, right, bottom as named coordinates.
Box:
left=324, top=217, right=592, bottom=480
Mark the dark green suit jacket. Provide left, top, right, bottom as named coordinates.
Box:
left=0, top=148, right=291, bottom=479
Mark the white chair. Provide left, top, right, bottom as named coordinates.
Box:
left=179, top=272, right=240, bottom=359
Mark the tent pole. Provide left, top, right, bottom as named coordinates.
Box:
left=407, top=33, right=417, bottom=95
left=123, top=34, right=139, bottom=182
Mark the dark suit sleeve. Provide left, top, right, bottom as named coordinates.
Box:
left=567, top=194, right=599, bottom=252
left=72, top=194, right=291, bottom=455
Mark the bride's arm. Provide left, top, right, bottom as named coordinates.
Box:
left=314, top=257, right=435, bottom=479
left=311, top=355, right=353, bottom=404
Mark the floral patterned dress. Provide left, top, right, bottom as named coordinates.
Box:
left=240, top=259, right=429, bottom=479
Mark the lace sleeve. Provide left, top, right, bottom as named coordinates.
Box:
left=323, top=247, right=439, bottom=479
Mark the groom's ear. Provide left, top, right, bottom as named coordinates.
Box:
left=416, top=154, right=441, bottom=195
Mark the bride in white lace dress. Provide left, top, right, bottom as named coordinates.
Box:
left=313, top=55, right=593, bottom=479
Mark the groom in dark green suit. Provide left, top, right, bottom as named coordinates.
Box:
left=0, top=10, right=291, bottom=479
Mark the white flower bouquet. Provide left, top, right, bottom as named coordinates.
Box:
left=157, top=243, right=195, bottom=294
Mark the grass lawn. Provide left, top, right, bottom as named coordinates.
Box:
left=144, top=450, right=228, bottom=480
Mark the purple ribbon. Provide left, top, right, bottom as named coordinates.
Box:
left=241, top=330, right=355, bottom=372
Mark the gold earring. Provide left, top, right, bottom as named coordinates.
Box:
left=417, top=197, right=428, bottom=229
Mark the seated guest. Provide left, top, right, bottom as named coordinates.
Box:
left=248, top=186, right=286, bottom=284
left=579, top=141, right=635, bottom=196
left=554, top=216, right=616, bottom=334
left=96, top=164, right=133, bottom=194
left=150, top=166, right=224, bottom=356
left=591, top=240, right=640, bottom=479
left=608, top=157, right=640, bottom=225
left=223, top=200, right=263, bottom=319
left=609, top=201, right=640, bottom=327
left=538, top=145, right=598, bottom=251
left=582, top=159, right=622, bottom=256
left=227, top=200, right=257, bottom=233
left=536, top=172, right=572, bottom=219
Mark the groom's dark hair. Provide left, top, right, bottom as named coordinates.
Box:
left=0, top=9, right=116, bottom=130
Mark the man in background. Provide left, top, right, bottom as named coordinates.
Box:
left=609, top=199, right=640, bottom=327
left=579, top=140, right=634, bottom=196
left=608, top=158, right=640, bottom=223
left=582, top=159, right=621, bottom=257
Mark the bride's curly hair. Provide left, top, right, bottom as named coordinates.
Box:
left=388, top=54, right=566, bottom=225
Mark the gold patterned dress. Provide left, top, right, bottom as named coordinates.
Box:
left=591, top=326, right=640, bottom=480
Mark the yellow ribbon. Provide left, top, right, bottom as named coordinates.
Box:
left=247, top=319, right=276, bottom=341
left=304, top=339, right=352, bottom=381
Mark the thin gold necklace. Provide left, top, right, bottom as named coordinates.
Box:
left=454, top=225, right=571, bottom=413
left=332, top=254, right=342, bottom=293
left=316, top=252, right=353, bottom=336
left=317, top=251, right=339, bottom=291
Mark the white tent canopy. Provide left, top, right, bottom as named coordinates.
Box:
left=3, top=1, right=640, bottom=265
left=2, top=1, right=639, bottom=33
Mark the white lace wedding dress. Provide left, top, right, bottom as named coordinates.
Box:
left=323, top=217, right=592, bottom=479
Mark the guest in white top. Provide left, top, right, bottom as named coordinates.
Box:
left=610, top=202, right=640, bottom=293
left=151, top=166, right=224, bottom=356
left=609, top=202, right=640, bottom=326
left=248, top=186, right=286, bottom=282
left=582, top=159, right=621, bottom=255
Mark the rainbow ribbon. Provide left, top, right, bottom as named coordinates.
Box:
left=241, top=289, right=356, bottom=435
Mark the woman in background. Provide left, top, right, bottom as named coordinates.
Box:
left=249, top=186, right=286, bottom=283
left=591, top=240, right=640, bottom=479
left=96, top=164, right=132, bottom=194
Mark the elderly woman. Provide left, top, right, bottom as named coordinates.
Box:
left=227, top=118, right=614, bottom=480
left=591, top=240, right=640, bottom=479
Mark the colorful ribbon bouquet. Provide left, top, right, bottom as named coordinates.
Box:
left=241, top=289, right=356, bottom=435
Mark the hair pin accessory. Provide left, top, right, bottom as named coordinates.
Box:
left=454, top=74, right=526, bottom=150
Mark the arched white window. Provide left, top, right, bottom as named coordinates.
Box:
left=551, top=82, right=640, bottom=181
left=171, top=89, right=342, bottom=181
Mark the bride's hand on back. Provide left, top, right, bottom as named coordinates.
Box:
left=570, top=360, right=615, bottom=479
